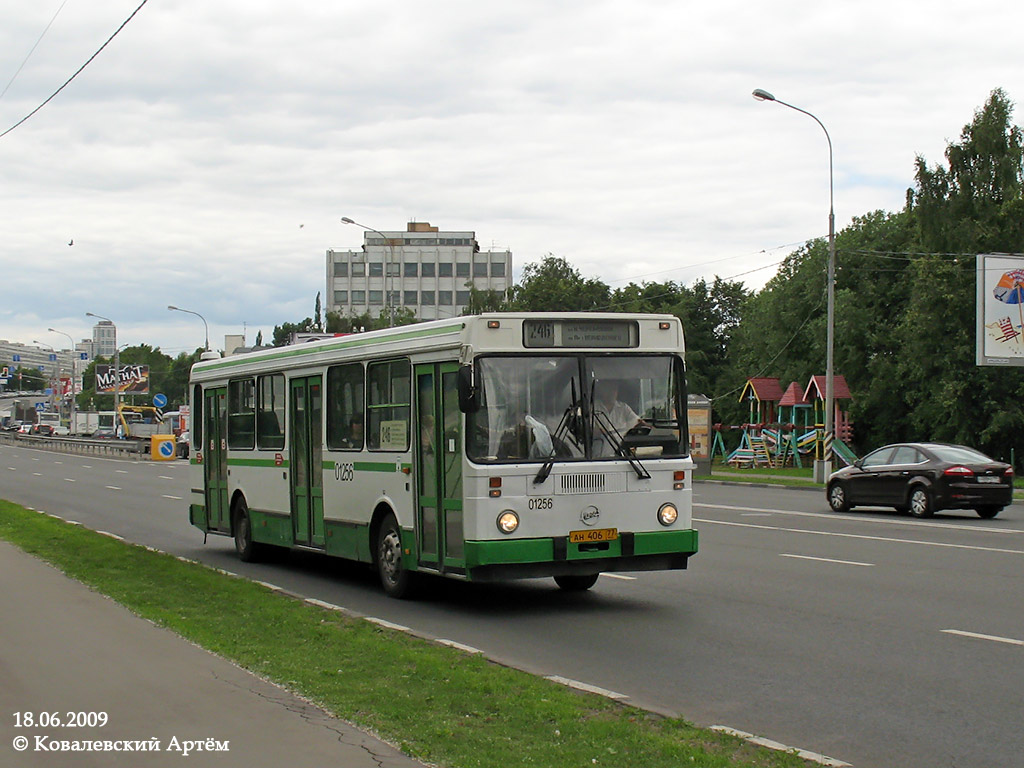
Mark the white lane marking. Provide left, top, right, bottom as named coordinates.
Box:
left=601, top=573, right=636, bottom=580
left=698, top=503, right=1024, bottom=536
left=158, top=476, right=174, bottom=480
left=161, top=495, right=183, bottom=500
left=711, top=726, right=851, bottom=767
left=941, top=629, right=1024, bottom=647
left=781, top=553, right=874, bottom=567
left=694, top=518, right=1024, bottom=556
left=33, top=472, right=42, bottom=477
left=82, top=465, right=92, bottom=468
left=105, top=486, right=121, bottom=490
left=63, top=478, right=76, bottom=483
left=116, top=469, right=128, bottom=474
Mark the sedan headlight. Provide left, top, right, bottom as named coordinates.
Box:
left=497, top=510, right=520, bottom=534
left=657, top=503, right=678, bottom=526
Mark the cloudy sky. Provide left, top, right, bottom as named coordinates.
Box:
left=0, top=0, right=1018, bottom=356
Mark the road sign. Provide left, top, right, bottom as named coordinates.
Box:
left=12, top=354, right=20, bottom=362
left=35, top=402, right=46, bottom=412
left=153, top=393, right=168, bottom=408
left=1, top=366, right=8, bottom=378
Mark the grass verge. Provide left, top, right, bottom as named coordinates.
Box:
left=0, top=498, right=822, bottom=768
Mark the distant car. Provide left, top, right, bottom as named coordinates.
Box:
left=176, top=430, right=190, bottom=459
left=31, top=424, right=54, bottom=436
left=52, top=425, right=70, bottom=436
left=17, top=423, right=34, bottom=434
left=91, top=429, right=117, bottom=439
left=4, top=421, right=22, bottom=432
left=827, top=442, right=1013, bottom=519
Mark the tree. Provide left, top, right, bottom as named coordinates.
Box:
left=507, top=255, right=610, bottom=311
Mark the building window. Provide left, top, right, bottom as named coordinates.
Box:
left=351, top=262, right=366, bottom=277
left=387, top=262, right=400, bottom=277
left=404, top=290, right=418, bottom=305
left=456, top=262, right=470, bottom=278
left=404, top=263, right=418, bottom=277
left=473, top=261, right=488, bottom=277
left=421, top=262, right=435, bottom=278
left=438, top=262, right=453, bottom=277
left=351, top=290, right=366, bottom=304
left=333, top=290, right=348, bottom=304
left=369, top=290, right=383, bottom=305
left=369, top=262, right=384, bottom=277
left=334, top=261, right=348, bottom=277
left=456, top=290, right=470, bottom=306
left=438, top=291, right=453, bottom=305
left=421, top=290, right=435, bottom=305
left=490, top=261, right=506, bottom=277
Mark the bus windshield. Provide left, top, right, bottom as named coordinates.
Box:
left=467, top=354, right=687, bottom=464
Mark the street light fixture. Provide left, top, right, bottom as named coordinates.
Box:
left=167, top=305, right=210, bottom=351
left=86, top=311, right=121, bottom=435
left=48, top=327, right=78, bottom=433
left=342, top=216, right=395, bottom=327
left=753, top=88, right=836, bottom=482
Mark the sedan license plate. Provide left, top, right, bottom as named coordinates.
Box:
left=977, top=476, right=1001, bottom=484
left=569, top=528, right=618, bottom=544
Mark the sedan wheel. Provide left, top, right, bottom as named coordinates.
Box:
left=909, top=487, right=933, bottom=518
left=827, top=482, right=850, bottom=513
left=976, top=505, right=1003, bottom=519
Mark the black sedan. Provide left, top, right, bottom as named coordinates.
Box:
left=826, top=443, right=1013, bottom=519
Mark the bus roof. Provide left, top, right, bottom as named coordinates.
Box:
left=189, top=313, right=683, bottom=382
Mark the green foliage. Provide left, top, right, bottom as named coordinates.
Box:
left=507, top=254, right=610, bottom=311
left=728, top=88, right=1024, bottom=463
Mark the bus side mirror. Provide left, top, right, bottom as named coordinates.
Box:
left=457, top=365, right=479, bottom=413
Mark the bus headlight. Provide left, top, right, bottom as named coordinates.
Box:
left=657, top=503, right=678, bottom=527
left=497, top=510, right=520, bottom=534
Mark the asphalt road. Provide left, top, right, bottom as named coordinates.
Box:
left=2, top=442, right=1022, bottom=768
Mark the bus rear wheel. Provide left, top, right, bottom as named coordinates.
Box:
left=233, top=499, right=266, bottom=563
left=554, top=573, right=599, bottom=591
left=376, top=514, right=417, bottom=599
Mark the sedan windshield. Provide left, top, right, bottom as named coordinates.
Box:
left=466, top=354, right=687, bottom=463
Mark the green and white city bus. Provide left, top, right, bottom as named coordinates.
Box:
left=188, top=313, right=698, bottom=597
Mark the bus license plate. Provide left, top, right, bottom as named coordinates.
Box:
left=569, top=528, right=618, bottom=544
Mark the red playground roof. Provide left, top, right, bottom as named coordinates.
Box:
left=738, top=377, right=785, bottom=403
left=803, top=375, right=852, bottom=401
left=779, top=381, right=810, bottom=407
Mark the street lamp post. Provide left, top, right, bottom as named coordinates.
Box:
left=753, top=88, right=836, bottom=483
left=48, top=328, right=78, bottom=434
left=86, top=312, right=121, bottom=435
left=342, top=216, right=395, bottom=327
left=167, top=305, right=210, bottom=351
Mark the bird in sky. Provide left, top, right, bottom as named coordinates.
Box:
left=68, top=239, right=73, bottom=246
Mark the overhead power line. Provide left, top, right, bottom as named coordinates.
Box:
left=0, top=0, right=70, bottom=102
left=0, top=0, right=149, bottom=140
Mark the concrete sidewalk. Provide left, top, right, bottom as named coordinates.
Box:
left=0, top=541, right=429, bottom=768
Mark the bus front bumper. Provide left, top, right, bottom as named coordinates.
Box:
left=462, top=528, right=697, bottom=582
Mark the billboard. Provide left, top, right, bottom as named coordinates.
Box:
left=95, top=364, right=150, bottom=394
left=977, top=254, right=1024, bottom=366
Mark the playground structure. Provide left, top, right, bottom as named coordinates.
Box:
left=713, top=376, right=857, bottom=469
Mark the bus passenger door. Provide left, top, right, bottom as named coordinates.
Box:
left=290, top=376, right=325, bottom=547
left=203, top=387, right=229, bottom=533
left=415, top=363, right=464, bottom=572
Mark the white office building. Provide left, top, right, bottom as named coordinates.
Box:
left=92, top=320, right=117, bottom=358
left=327, top=222, right=512, bottom=321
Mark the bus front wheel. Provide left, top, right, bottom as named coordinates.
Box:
left=554, top=573, right=599, bottom=591
left=376, top=514, right=416, bottom=599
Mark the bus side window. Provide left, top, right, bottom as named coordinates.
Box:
left=256, top=373, right=286, bottom=450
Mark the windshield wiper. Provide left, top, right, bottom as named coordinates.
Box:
left=591, top=409, right=651, bottom=479
left=534, top=378, right=582, bottom=484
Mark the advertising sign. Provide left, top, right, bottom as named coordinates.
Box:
left=977, top=253, right=1024, bottom=366
left=95, top=364, right=151, bottom=394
